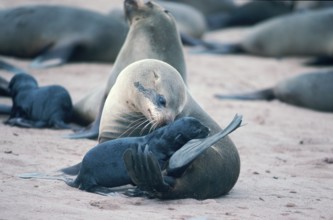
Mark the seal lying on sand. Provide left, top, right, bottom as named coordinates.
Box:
left=97, top=59, right=241, bottom=199
left=69, top=0, right=186, bottom=139
left=215, top=71, right=333, bottom=112
left=0, top=60, right=73, bottom=128
left=194, top=8, right=333, bottom=65
left=0, top=5, right=128, bottom=68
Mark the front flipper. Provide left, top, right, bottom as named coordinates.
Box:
left=18, top=172, right=71, bottom=182
left=5, top=118, right=47, bottom=128
left=64, top=116, right=100, bottom=140
left=30, top=39, right=80, bottom=68
left=123, top=145, right=171, bottom=198
left=168, top=114, right=243, bottom=175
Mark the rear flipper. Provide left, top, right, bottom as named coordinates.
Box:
left=214, top=88, right=275, bottom=101
left=191, top=42, right=245, bottom=55
left=30, top=39, right=80, bottom=69
left=123, top=145, right=172, bottom=198
left=168, top=114, right=243, bottom=176
left=5, top=118, right=47, bottom=128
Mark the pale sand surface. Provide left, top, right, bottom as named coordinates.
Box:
left=0, top=1, right=333, bottom=219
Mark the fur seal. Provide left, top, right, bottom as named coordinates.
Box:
left=215, top=71, right=333, bottom=112
left=0, top=5, right=128, bottom=68
left=206, top=1, right=294, bottom=30
left=5, top=72, right=73, bottom=128
left=162, top=0, right=236, bottom=17
left=69, top=0, right=186, bottom=139
left=57, top=117, right=209, bottom=194
left=195, top=8, right=333, bottom=64
left=98, top=59, right=241, bottom=199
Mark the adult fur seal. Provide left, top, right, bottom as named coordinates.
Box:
left=215, top=71, right=333, bottom=112
left=98, top=59, right=241, bottom=199
left=0, top=5, right=128, bottom=68
left=69, top=0, right=186, bottom=139
left=195, top=8, right=333, bottom=64
left=5, top=72, right=73, bottom=128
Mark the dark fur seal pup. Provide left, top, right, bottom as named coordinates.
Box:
left=20, top=117, right=210, bottom=195
left=68, top=0, right=186, bottom=139
left=124, top=114, right=242, bottom=200
left=0, top=5, right=128, bottom=68
left=194, top=8, right=333, bottom=63
left=6, top=73, right=73, bottom=128
left=215, top=71, right=333, bottom=112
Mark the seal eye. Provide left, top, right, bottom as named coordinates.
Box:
left=164, top=10, right=169, bottom=13
left=157, top=95, right=166, bottom=107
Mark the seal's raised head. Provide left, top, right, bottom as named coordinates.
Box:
left=124, top=0, right=177, bottom=29
left=120, top=59, right=187, bottom=127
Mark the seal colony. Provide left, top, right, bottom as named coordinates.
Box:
left=0, top=5, right=128, bottom=68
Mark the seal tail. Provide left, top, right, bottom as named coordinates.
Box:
left=214, top=88, right=275, bottom=101
left=60, top=162, right=82, bottom=176
left=0, top=59, right=26, bottom=74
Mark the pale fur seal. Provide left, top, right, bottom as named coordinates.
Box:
left=98, top=59, right=241, bottom=199
left=196, top=8, right=333, bottom=63
left=69, top=0, right=186, bottom=139
left=215, top=71, right=333, bottom=112
left=0, top=5, right=128, bottom=68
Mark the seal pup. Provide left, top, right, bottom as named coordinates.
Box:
left=0, top=5, right=128, bottom=68
left=98, top=59, right=241, bottom=199
left=5, top=73, right=73, bottom=128
left=215, top=71, right=333, bottom=112
left=19, top=117, right=210, bottom=195
left=68, top=0, right=186, bottom=139
left=124, top=114, right=242, bottom=200
left=194, top=8, right=333, bottom=62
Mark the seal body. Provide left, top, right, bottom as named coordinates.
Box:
left=66, top=117, right=209, bottom=192
left=6, top=74, right=73, bottom=128
left=242, top=8, right=333, bottom=57
left=99, top=59, right=240, bottom=199
left=70, top=0, right=186, bottom=138
left=215, top=71, right=333, bottom=112
left=0, top=5, right=128, bottom=67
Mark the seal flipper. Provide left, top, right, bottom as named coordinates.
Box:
left=214, top=88, right=275, bottom=101
left=167, top=114, right=243, bottom=176
left=30, top=39, right=80, bottom=68
left=0, top=59, right=25, bottom=74
left=123, top=145, right=171, bottom=198
left=191, top=42, right=245, bottom=55
left=18, top=172, right=72, bottom=182
left=64, top=114, right=100, bottom=140
left=60, top=162, right=82, bottom=176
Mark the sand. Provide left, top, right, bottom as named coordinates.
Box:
left=0, top=1, right=333, bottom=219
